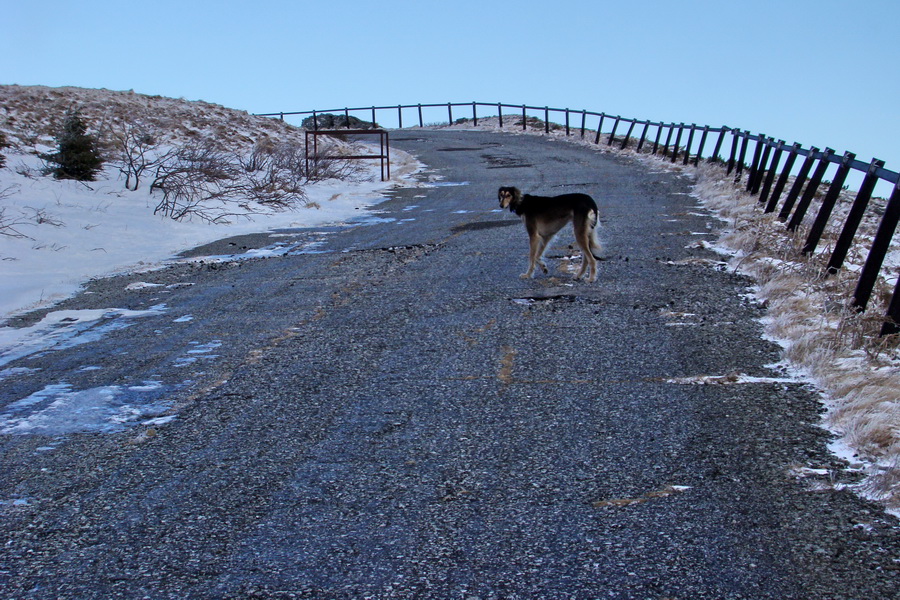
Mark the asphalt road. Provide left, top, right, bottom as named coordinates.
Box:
left=1, top=129, right=899, bottom=599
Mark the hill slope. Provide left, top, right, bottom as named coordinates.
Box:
left=1, top=84, right=303, bottom=151
left=0, top=85, right=415, bottom=319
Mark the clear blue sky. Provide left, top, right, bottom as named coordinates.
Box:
left=4, top=0, right=899, bottom=183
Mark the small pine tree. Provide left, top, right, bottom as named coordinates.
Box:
left=41, top=111, right=104, bottom=181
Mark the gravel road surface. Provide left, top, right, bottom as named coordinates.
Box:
left=1, top=129, right=899, bottom=599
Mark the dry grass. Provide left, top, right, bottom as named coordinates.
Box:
left=688, top=162, right=900, bottom=512
left=0, top=84, right=303, bottom=152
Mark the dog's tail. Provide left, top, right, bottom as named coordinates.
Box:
left=588, top=209, right=603, bottom=259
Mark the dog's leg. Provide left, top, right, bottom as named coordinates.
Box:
left=575, top=257, right=589, bottom=280
left=574, top=213, right=599, bottom=282
left=589, top=210, right=603, bottom=260
left=523, top=218, right=554, bottom=278
left=535, top=234, right=552, bottom=274
left=522, top=229, right=542, bottom=278
left=574, top=251, right=594, bottom=280
left=587, top=219, right=602, bottom=282
left=584, top=210, right=602, bottom=282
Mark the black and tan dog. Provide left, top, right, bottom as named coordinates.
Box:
left=498, top=186, right=602, bottom=282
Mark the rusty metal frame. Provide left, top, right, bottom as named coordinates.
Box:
left=304, top=129, right=390, bottom=181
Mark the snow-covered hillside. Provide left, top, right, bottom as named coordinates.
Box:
left=0, top=85, right=419, bottom=319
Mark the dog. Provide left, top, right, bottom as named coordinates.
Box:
left=498, top=186, right=602, bottom=282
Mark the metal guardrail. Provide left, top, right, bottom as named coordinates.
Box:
left=258, top=102, right=900, bottom=335
left=305, top=129, right=390, bottom=181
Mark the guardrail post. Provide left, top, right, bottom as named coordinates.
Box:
left=802, top=152, right=856, bottom=254
left=803, top=151, right=856, bottom=254
left=748, top=136, right=770, bottom=195
left=580, top=111, right=587, bottom=138
left=622, top=120, right=637, bottom=150
left=766, top=142, right=801, bottom=213
left=759, top=140, right=785, bottom=205
left=694, top=126, right=709, bottom=165
left=779, top=146, right=819, bottom=221
left=683, top=125, right=696, bottom=166
left=662, top=124, right=675, bottom=158
left=726, top=129, right=740, bottom=174
left=747, top=132, right=766, bottom=192
left=473, top=102, right=478, bottom=127
left=311, top=110, right=318, bottom=131
left=671, top=124, right=684, bottom=163
left=710, top=126, right=728, bottom=164
left=787, top=148, right=835, bottom=231
left=828, top=158, right=885, bottom=273
left=637, top=122, right=650, bottom=152
left=397, top=105, right=403, bottom=129
left=565, top=109, right=570, bottom=136
left=418, top=104, right=424, bottom=128
left=853, top=177, right=900, bottom=312
left=372, top=106, right=377, bottom=127
left=544, top=107, right=550, bottom=134
left=609, top=116, right=621, bottom=146
left=735, top=131, right=751, bottom=179
left=498, top=103, right=503, bottom=128
left=594, top=113, right=604, bottom=144
left=652, top=123, right=664, bottom=155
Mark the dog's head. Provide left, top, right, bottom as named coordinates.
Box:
left=498, top=186, right=521, bottom=211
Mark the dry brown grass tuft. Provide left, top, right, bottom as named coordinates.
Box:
left=688, top=161, right=900, bottom=510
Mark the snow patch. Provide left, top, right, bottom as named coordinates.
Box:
left=1, top=381, right=172, bottom=435
left=662, top=373, right=801, bottom=385
left=0, top=305, right=167, bottom=369
left=125, top=282, right=164, bottom=291
left=0, top=142, right=422, bottom=321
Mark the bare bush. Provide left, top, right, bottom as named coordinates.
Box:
left=111, top=121, right=175, bottom=191
left=149, top=138, right=311, bottom=223
left=149, top=139, right=241, bottom=222
left=237, top=140, right=307, bottom=208
left=14, top=162, right=38, bottom=179
left=0, top=186, right=31, bottom=239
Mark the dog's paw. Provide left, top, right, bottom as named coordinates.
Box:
left=520, top=272, right=533, bottom=279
